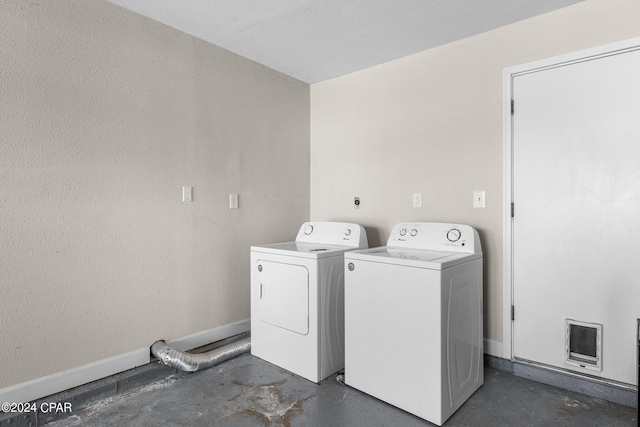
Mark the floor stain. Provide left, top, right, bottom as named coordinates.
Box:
left=556, top=396, right=590, bottom=419
left=221, top=379, right=312, bottom=427
left=43, top=377, right=179, bottom=426
left=555, top=394, right=637, bottom=422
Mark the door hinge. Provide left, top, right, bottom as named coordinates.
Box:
left=511, top=99, right=514, bottom=115
left=511, top=305, right=515, bottom=321
left=511, top=202, right=514, bottom=218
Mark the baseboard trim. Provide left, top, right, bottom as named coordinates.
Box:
left=483, top=338, right=503, bottom=358
left=513, top=359, right=637, bottom=408
left=0, top=319, right=250, bottom=406
left=484, top=354, right=638, bottom=408
left=165, top=318, right=250, bottom=352
left=0, top=347, right=149, bottom=407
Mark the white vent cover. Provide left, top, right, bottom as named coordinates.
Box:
left=565, top=319, right=602, bottom=372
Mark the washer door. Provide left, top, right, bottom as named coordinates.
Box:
left=255, top=260, right=309, bottom=335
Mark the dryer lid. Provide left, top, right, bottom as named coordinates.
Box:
left=251, top=241, right=358, bottom=258
left=251, top=221, right=369, bottom=258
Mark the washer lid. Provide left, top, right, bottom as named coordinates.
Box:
left=251, top=241, right=358, bottom=259
left=345, top=246, right=482, bottom=270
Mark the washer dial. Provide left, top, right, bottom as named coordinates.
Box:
left=304, top=225, right=314, bottom=235
left=447, top=228, right=461, bottom=242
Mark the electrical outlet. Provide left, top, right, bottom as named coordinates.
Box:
left=473, top=191, right=485, bottom=208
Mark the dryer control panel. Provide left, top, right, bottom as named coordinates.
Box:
left=295, top=222, right=368, bottom=248
left=387, top=222, right=481, bottom=254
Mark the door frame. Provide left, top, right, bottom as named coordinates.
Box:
left=501, top=37, right=640, bottom=361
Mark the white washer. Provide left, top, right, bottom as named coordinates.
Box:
left=344, top=222, right=483, bottom=426
left=251, top=222, right=368, bottom=383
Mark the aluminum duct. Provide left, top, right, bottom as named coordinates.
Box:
left=151, top=337, right=251, bottom=372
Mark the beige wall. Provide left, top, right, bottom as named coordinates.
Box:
left=4, top=0, right=640, bottom=394
left=310, top=0, right=640, bottom=346
left=0, top=0, right=309, bottom=389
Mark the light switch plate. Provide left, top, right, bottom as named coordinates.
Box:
left=413, top=193, right=422, bottom=208
left=229, top=193, right=239, bottom=209
left=182, top=186, right=192, bottom=202
left=473, top=191, right=485, bottom=208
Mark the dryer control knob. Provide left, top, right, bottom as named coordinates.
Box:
left=304, top=225, right=314, bottom=235
left=399, top=228, right=407, bottom=236
left=345, top=229, right=352, bottom=236
left=348, top=262, right=355, bottom=271
left=410, top=229, right=418, bottom=237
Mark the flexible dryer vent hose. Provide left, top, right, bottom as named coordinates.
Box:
left=151, top=337, right=251, bottom=372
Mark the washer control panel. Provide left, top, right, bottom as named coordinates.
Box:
left=387, top=222, right=481, bottom=254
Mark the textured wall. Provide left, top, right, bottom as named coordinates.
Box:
left=0, top=0, right=309, bottom=388
left=310, top=0, right=640, bottom=346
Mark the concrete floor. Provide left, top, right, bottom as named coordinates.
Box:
left=42, top=353, right=636, bottom=427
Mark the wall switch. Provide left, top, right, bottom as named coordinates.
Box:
left=413, top=193, right=422, bottom=208
left=229, top=194, right=239, bottom=209
left=354, top=197, right=360, bottom=209
left=473, top=190, right=486, bottom=208
left=182, top=186, right=192, bottom=202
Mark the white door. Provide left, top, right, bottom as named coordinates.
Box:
left=512, top=46, right=640, bottom=385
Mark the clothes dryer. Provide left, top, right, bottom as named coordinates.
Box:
left=251, top=222, right=368, bottom=383
left=344, top=222, right=483, bottom=426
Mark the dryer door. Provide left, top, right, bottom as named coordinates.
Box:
left=255, top=260, right=309, bottom=335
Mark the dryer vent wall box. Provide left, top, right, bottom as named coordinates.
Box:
left=250, top=222, right=368, bottom=383
left=344, top=222, right=483, bottom=426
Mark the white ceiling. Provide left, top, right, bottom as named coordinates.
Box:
left=105, top=0, right=586, bottom=83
